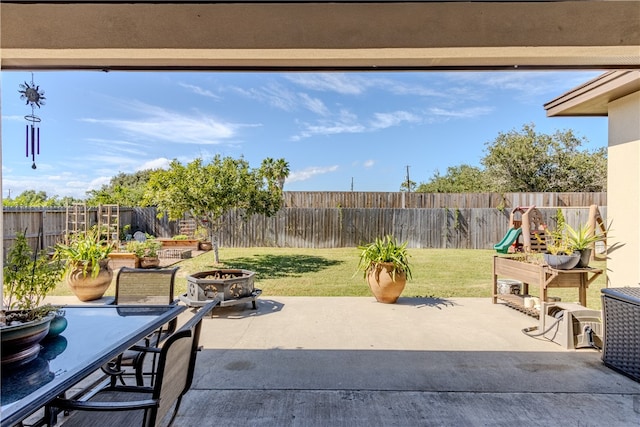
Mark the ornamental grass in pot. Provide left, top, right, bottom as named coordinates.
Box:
left=565, top=223, right=608, bottom=268
left=356, top=235, right=412, bottom=304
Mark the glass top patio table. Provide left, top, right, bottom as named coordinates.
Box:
left=1, top=304, right=187, bottom=427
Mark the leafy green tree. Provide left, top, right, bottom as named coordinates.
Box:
left=399, top=180, right=417, bottom=192
left=143, top=156, right=288, bottom=263
left=86, top=170, right=153, bottom=207
left=416, top=165, right=490, bottom=193
left=481, top=123, right=607, bottom=192
left=3, top=190, right=79, bottom=207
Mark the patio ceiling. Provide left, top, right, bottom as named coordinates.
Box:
left=1, top=1, right=639, bottom=70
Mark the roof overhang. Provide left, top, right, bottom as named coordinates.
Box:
left=545, top=70, right=640, bottom=117
left=1, top=1, right=640, bottom=71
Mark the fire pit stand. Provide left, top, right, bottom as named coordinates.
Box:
left=179, top=269, right=261, bottom=309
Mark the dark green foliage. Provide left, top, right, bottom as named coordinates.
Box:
left=415, top=123, right=607, bottom=193
left=143, top=155, right=289, bottom=263
left=356, top=235, right=412, bottom=280
left=3, top=232, right=64, bottom=317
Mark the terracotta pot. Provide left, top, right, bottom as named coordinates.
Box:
left=66, top=259, right=113, bottom=301
left=199, top=242, right=213, bottom=251
left=366, top=262, right=407, bottom=304
left=140, top=256, right=160, bottom=269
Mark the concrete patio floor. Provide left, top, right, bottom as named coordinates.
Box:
left=40, top=295, right=639, bottom=426
left=171, top=296, right=640, bottom=427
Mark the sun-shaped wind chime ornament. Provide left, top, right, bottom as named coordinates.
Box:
left=19, top=73, right=46, bottom=169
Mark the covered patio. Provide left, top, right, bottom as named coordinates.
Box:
left=3, top=1, right=640, bottom=425
left=42, top=295, right=640, bottom=426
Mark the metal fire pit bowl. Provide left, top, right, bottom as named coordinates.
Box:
left=180, top=269, right=261, bottom=309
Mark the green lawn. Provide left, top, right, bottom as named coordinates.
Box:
left=52, top=248, right=607, bottom=310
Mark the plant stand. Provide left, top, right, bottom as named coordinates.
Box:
left=492, top=256, right=603, bottom=317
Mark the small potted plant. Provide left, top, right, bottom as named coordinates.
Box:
left=194, top=227, right=212, bottom=251
left=566, top=223, right=608, bottom=268
left=541, top=211, right=580, bottom=269
left=2, top=232, right=65, bottom=365
left=54, top=226, right=114, bottom=301
left=356, top=235, right=412, bottom=304
left=127, top=238, right=162, bottom=268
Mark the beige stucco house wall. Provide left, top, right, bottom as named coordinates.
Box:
left=546, top=71, right=640, bottom=287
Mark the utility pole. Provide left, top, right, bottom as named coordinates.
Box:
left=405, top=165, right=411, bottom=193
left=351, top=177, right=354, bottom=192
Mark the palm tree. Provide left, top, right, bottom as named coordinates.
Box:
left=262, top=158, right=290, bottom=190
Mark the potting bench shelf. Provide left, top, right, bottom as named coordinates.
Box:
left=492, top=256, right=603, bottom=310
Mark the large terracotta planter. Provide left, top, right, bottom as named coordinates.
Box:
left=366, top=262, right=407, bottom=304
left=66, top=259, right=113, bottom=301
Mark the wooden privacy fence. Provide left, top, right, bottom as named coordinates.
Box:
left=283, top=192, right=607, bottom=209
left=216, top=206, right=607, bottom=249
left=2, top=194, right=607, bottom=252
left=3, top=207, right=133, bottom=253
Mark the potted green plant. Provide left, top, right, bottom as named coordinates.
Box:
left=2, top=232, right=65, bottom=365
left=127, top=238, right=162, bottom=268
left=356, top=235, right=412, bottom=304
left=54, top=226, right=114, bottom=301
left=194, top=227, right=212, bottom=251
left=566, top=223, right=608, bottom=268
left=538, top=210, right=579, bottom=269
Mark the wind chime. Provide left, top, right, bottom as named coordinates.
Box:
left=18, top=73, right=46, bottom=169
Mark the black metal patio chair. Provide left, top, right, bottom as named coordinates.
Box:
left=46, top=300, right=217, bottom=427
left=103, top=267, right=180, bottom=386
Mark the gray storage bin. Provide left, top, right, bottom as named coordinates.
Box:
left=601, top=287, right=640, bottom=382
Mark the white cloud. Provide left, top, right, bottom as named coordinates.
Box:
left=286, top=73, right=368, bottom=95
left=292, top=108, right=423, bottom=141
left=287, top=165, right=339, bottom=183
left=178, top=82, right=222, bottom=100
left=231, top=83, right=330, bottom=116
left=291, top=109, right=366, bottom=141
left=80, top=101, right=246, bottom=145
left=428, top=106, right=494, bottom=119
left=363, top=159, right=375, bottom=168
left=370, top=111, right=421, bottom=129
left=298, top=93, right=330, bottom=116
left=445, top=71, right=603, bottom=103
left=138, top=157, right=171, bottom=171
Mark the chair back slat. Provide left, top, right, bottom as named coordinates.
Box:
left=115, top=267, right=178, bottom=306
left=154, top=334, right=192, bottom=424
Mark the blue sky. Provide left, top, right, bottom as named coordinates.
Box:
left=1, top=70, right=607, bottom=200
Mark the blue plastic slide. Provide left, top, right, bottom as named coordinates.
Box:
left=493, top=227, right=522, bottom=254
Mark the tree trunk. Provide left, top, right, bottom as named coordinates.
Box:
left=212, top=234, right=220, bottom=264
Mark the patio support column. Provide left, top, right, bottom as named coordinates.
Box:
left=607, top=91, right=640, bottom=287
